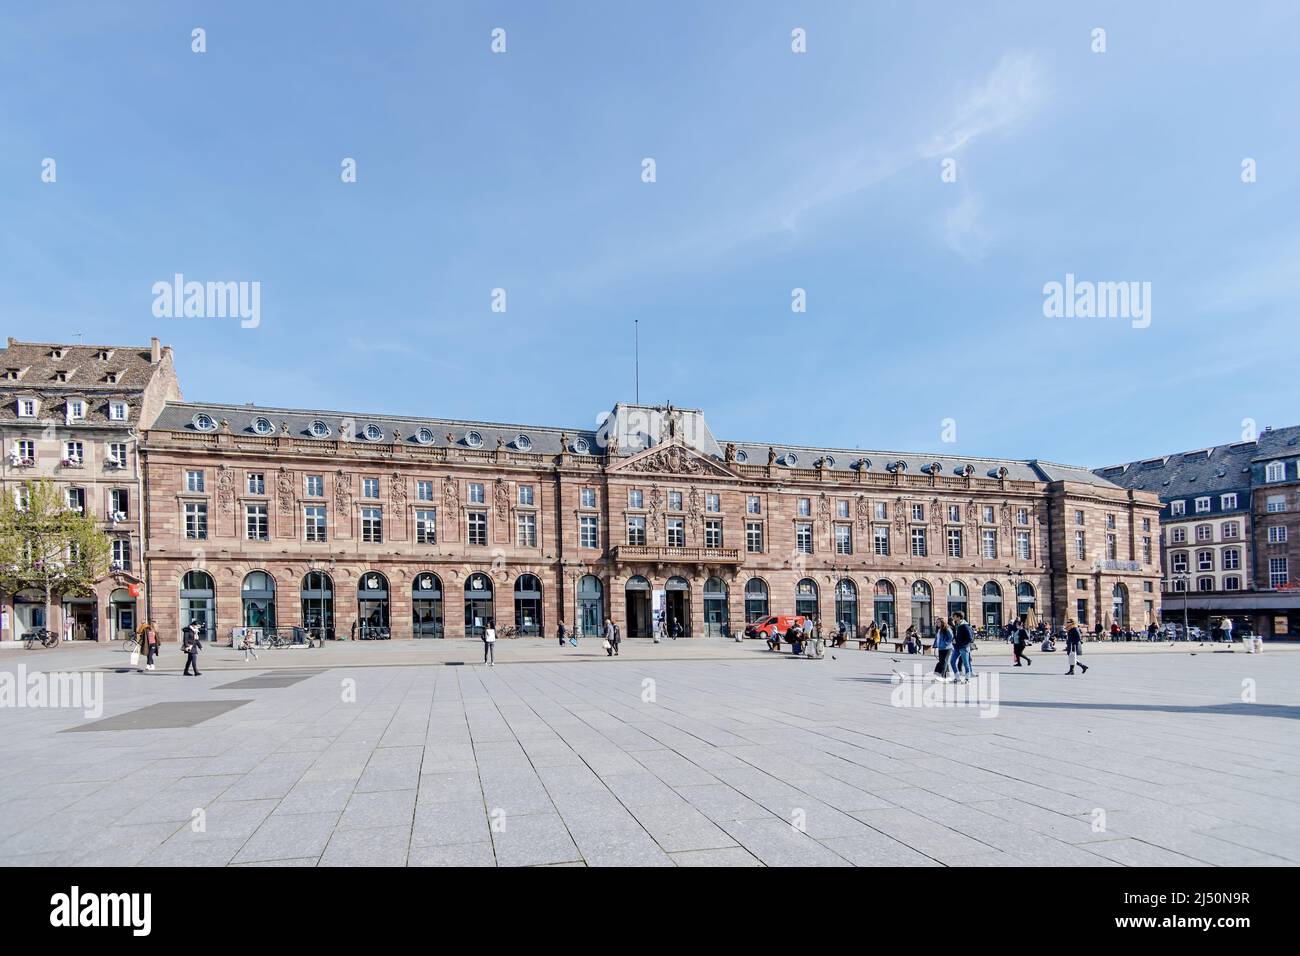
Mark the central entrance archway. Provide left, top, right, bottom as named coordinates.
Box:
left=464, top=573, right=494, bottom=637
left=577, top=574, right=603, bottom=637
left=242, top=571, right=277, bottom=631
left=412, top=572, right=443, bottom=638
left=982, top=581, right=1004, bottom=632
left=180, top=570, right=215, bottom=642
left=703, top=577, right=728, bottom=637
left=514, top=574, right=542, bottom=636
left=665, top=576, right=691, bottom=637
left=301, top=571, right=335, bottom=642
left=625, top=575, right=651, bottom=638
left=358, top=571, right=390, bottom=639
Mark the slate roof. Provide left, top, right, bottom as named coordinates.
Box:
left=0, top=339, right=168, bottom=425
left=152, top=399, right=1122, bottom=488
left=1091, top=425, right=1300, bottom=500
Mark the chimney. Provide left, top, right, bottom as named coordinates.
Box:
left=150, top=337, right=161, bottom=364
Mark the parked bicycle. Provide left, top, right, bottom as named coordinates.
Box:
left=24, top=629, right=59, bottom=649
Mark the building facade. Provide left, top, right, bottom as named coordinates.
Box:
left=1096, top=424, right=1300, bottom=637
left=0, top=338, right=181, bottom=643
left=139, top=401, right=1162, bottom=644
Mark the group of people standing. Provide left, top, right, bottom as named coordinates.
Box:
left=928, top=614, right=1089, bottom=681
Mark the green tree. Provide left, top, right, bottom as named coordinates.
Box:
left=0, top=478, right=112, bottom=639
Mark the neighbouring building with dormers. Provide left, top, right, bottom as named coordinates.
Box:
left=137, top=400, right=1162, bottom=644
left=0, top=337, right=181, bottom=643
left=1096, top=424, right=1300, bottom=637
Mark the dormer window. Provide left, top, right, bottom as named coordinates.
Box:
left=309, top=420, right=331, bottom=438
left=1265, top=461, right=1286, bottom=482
left=49, top=348, right=64, bottom=359
left=109, top=402, right=127, bottom=422
left=67, top=399, right=85, bottom=420
left=3, top=368, right=20, bottom=380
left=96, top=349, right=113, bottom=361
left=105, top=371, right=119, bottom=384
left=17, top=398, right=37, bottom=418
left=54, top=370, right=68, bottom=382
left=465, top=430, right=483, bottom=448
left=514, top=434, right=532, bottom=451
left=192, top=413, right=217, bottom=432
left=363, top=423, right=384, bottom=442
left=252, top=417, right=274, bottom=435
left=414, top=427, right=434, bottom=445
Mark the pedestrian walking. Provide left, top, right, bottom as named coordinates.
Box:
left=557, top=619, right=568, bottom=648
left=241, top=629, right=259, bottom=662
left=604, top=618, right=620, bottom=656
left=483, top=619, right=496, bottom=666
left=139, top=621, right=159, bottom=672
left=1221, top=616, right=1234, bottom=644
left=951, top=612, right=975, bottom=682
left=933, top=619, right=954, bottom=680
left=182, top=624, right=202, bottom=676
left=1065, top=618, right=1088, bottom=675
left=1011, top=617, right=1032, bottom=667
left=868, top=620, right=881, bottom=651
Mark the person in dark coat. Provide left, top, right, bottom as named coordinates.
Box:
left=1065, top=619, right=1088, bottom=675
left=786, top=624, right=803, bottom=656
left=557, top=619, right=568, bottom=648
left=182, top=622, right=202, bottom=676
left=604, top=618, right=620, bottom=656
left=1011, top=617, right=1032, bottom=667
left=139, top=622, right=159, bottom=672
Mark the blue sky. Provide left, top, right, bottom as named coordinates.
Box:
left=2, top=1, right=1297, bottom=466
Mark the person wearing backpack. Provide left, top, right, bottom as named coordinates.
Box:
left=951, top=612, right=975, bottom=683
left=1011, top=617, right=1032, bottom=667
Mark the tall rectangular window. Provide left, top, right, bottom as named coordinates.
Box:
left=706, top=493, right=721, bottom=513
left=247, top=472, right=265, bottom=495
left=108, top=442, right=128, bottom=465
left=362, top=477, right=380, bottom=499
left=468, top=483, right=485, bottom=504
left=981, top=529, right=997, bottom=559
left=874, top=502, right=888, bottom=520
left=705, top=519, right=723, bottom=548
left=362, top=506, right=384, bottom=543
left=466, top=511, right=486, bottom=546
left=1142, top=536, right=1152, bottom=562
left=911, top=527, right=927, bottom=557
left=246, top=504, right=269, bottom=540
left=416, top=480, right=434, bottom=502
left=305, top=505, right=327, bottom=542
left=911, top=503, right=925, bottom=522
left=186, top=470, right=205, bottom=493
left=581, top=487, right=597, bottom=508
left=873, top=526, right=890, bottom=555
left=110, top=488, right=129, bottom=518
left=306, top=474, right=324, bottom=497
left=1269, top=557, right=1289, bottom=588
left=417, top=509, right=437, bottom=545
left=112, top=538, right=131, bottom=570
left=836, top=500, right=850, bottom=519
left=745, top=522, right=763, bottom=553
left=1106, top=533, right=1117, bottom=559
left=798, top=498, right=811, bottom=517
left=747, top=495, right=761, bottom=515
left=629, top=489, right=644, bottom=509
left=796, top=522, right=813, bottom=554
left=983, top=506, right=995, bottom=523
left=628, top=515, right=647, bottom=546
left=580, top=515, right=598, bottom=548
left=947, top=528, right=962, bottom=558
left=667, top=518, right=684, bottom=547
left=668, top=491, right=682, bottom=511
left=834, top=524, right=852, bottom=555
left=1015, top=530, right=1031, bottom=560
left=516, top=512, right=536, bottom=547
left=185, top=502, right=207, bottom=539
left=1075, top=530, right=1086, bottom=559
left=518, top=484, right=534, bottom=506
left=947, top=505, right=961, bottom=523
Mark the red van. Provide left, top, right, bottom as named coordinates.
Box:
left=744, top=615, right=807, bottom=642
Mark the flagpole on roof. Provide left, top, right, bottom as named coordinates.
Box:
left=634, top=319, right=639, bottom=405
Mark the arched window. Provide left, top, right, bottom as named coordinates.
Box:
left=981, top=581, right=1003, bottom=631
left=241, top=571, right=277, bottom=630
left=873, top=580, right=896, bottom=636
left=703, top=577, right=728, bottom=637
left=744, top=578, right=769, bottom=622
left=358, top=571, right=390, bottom=638
left=947, top=580, right=968, bottom=621
left=911, top=580, right=933, bottom=636
left=577, top=574, right=603, bottom=637
left=301, top=571, right=334, bottom=641
left=514, top=573, right=543, bottom=636
left=835, top=579, right=858, bottom=632
left=464, top=572, right=494, bottom=637
left=1112, top=583, right=1129, bottom=628
left=412, top=572, right=443, bottom=638
left=180, top=570, right=216, bottom=641
left=795, top=578, right=819, bottom=620
left=1016, top=581, right=1036, bottom=621
left=666, top=576, right=691, bottom=637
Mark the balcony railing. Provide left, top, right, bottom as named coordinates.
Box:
left=612, top=545, right=742, bottom=564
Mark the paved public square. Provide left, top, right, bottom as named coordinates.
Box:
left=1, top=638, right=1298, bottom=867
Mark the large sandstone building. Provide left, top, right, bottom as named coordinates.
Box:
left=136, top=400, right=1163, bottom=643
